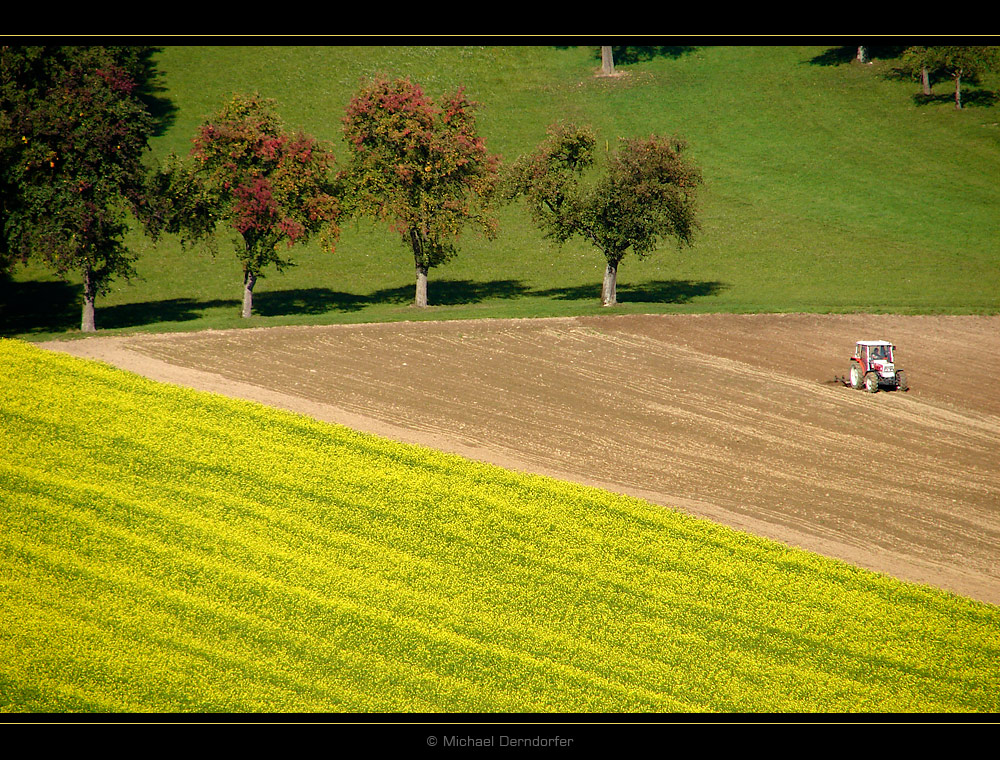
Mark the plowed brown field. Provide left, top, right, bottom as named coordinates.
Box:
left=46, top=314, right=1000, bottom=606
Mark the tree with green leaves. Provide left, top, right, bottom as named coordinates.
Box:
left=901, top=45, right=1000, bottom=108
left=898, top=46, right=934, bottom=96
left=187, top=93, right=342, bottom=317
left=1, top=45, right=159, bottom=331
left=341, top=76, right=500, bottom=307
left=506, top=123, right=703, bottom=306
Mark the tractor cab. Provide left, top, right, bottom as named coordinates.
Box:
left=850, top=340, right=908, bottom=392
left=856, top=340, right=894, bottom=369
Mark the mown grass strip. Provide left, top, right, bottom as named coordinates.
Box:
left=1, top=339, right=998, bottom=713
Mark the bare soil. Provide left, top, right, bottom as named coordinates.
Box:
left=45, top=313, right=1000, bottom=606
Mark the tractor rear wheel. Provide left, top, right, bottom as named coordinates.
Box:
left=896, top=370, right=908, bottom=392
left=850, top=364, right=863, bottom=389
left=864, top=371, right=880, bottom=393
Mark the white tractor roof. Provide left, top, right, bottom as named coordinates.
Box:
left=857, top=340, right=893, bottom=346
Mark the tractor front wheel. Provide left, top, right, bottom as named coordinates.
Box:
left=896, top=370, right=909, bottom=392
left=864, top=371, right=880, bottom=393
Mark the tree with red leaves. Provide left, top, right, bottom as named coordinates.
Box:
left=190, top=93, right=342, bottom=317
left=342, top=76, right=500, bottom=307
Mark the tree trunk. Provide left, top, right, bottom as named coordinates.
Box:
left=601, top=46, right=615, bottom=76
left=410, top=228, right=430, bottom=307
left=242, top=269, right=257, bottom=318
left=856, top=46, right=868, bottom=64
left=921, top=65, right=931, bottom=95
left=601, top=260, right=619, bottom=307
left=414, top=264, right=429, bottom=307
left=81, top=265, right=97, bottom=332
left=954, top=72, right=962, bottom=109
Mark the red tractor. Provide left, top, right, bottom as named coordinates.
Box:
left=849, top=340, right=908, bottom=393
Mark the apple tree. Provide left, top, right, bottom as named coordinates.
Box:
left=341, top=76, right=500, bottom=307
left=1, top=45, right=159, bottom=331
left=188, top=93, right=342, bottom=317
left=506, top=123, right=703, bottom=306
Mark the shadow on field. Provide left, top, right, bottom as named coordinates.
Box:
left=0, top=277, right=241, bottom=335
left=97, top=297, right=240, bottom=330
left=359, top=278, right=725, bottom=308
left=372, top=279, right=534, bottom=307
left=912, top=89, right=1000, bottom=108
left=135, top=47, right=178, bottom=138
left=807, top=46, right=907, bottom=65
left=2, top=276, right=729, bottom=335
left=254, top=288, right=368, bottom=315
left=591, top=46, right=699, bottom=65
left=536, top=279, right=726, bottom=304
left=255, top=280, right=535, bottom=315
left=0, top=279, right=80, bottom=336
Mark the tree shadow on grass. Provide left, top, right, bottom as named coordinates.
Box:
left=2, top=276, right=728, bottom=336
left=0, top=277, right=240, bottom=335
left=97, top=297, right=240, bottom=330
left=536, top=279, right=727, bottom=304
left=601, top=46, right=698, bottom=65
left=912, top=89, right=1000, bottom=108
left=0, top=279, right=81, bottom=336
left=623, top=279, right=727, bottom=303
left=558, top=45, right=698, bottom=66
left=372, top=278, right=534, bottom=307
left=258, top=278, right=724, bottom=313
left=135, top=47, right=178, bottom=138
left=256, top=279, right=534, bottom=315
left=807, top=46, right=908, bottom=66
left=254, top=288, right=368, bottom=316
left=1, top=279, right=537, bottom=335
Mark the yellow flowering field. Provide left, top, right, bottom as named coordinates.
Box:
left=1, top=338, right=997, bottom=713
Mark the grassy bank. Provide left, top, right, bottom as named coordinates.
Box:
left=3, top=45, right=999, bottom=340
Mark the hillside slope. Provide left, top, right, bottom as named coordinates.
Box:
left=4, top=44, right=999, bottom=338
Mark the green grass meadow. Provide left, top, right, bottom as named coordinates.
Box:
left=3, top=45, right=1000, bottom=340
left=2, top=340, right=998, bottom=713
